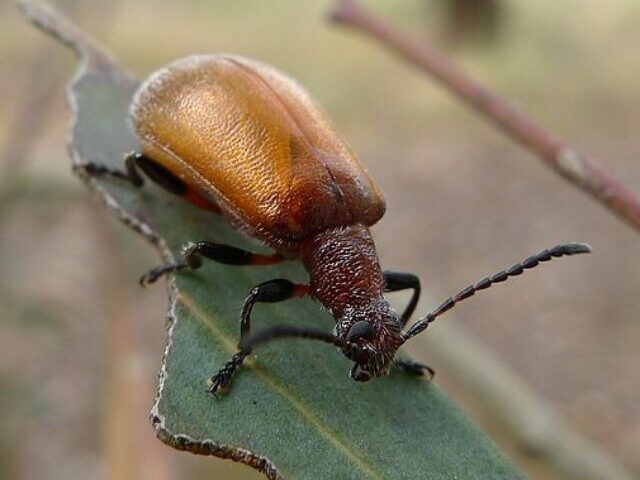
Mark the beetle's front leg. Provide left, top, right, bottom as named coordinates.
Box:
left=208, top=279, right=309, bottom=396
left=140, top=241, right=285, bottom=286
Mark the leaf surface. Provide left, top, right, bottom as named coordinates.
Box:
left=19, top=2, right=526, bottom=479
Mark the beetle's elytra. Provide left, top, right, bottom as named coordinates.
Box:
left=85, top=54, right=591, bottom=394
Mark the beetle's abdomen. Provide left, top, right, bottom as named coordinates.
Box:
left=131, top=54, right=385, bottom=248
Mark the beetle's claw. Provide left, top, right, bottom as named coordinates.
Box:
left=207, top=372, right=232, bottom=397
left=139, top=262, right=188, bottom=287
left=139, top=271, right=157, bottom=288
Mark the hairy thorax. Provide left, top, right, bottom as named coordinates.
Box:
left=300, top=224, right=385, bottom=315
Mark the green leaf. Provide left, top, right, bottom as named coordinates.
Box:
left=19, top=2, right=526, bottom=479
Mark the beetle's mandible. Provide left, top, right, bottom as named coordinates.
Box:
left=85, top=54, right=591, bottom=395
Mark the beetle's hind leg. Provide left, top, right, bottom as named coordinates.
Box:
left=208, top=279, right=309, bottom=396
left=83, top=152, right=191, bottom=194
left=83, top=152, right=145, bottom=187
left=140, top=241, right=285, bottom=286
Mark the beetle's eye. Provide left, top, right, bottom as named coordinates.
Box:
left=346, top=321, right=375, bottom=342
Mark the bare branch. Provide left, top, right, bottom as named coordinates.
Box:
left=330, top=0, right=640, bottom=233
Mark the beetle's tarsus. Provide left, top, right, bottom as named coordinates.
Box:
left=207, top=352, right=247, bottom=397
left=139, top=262, right=189, bottom=287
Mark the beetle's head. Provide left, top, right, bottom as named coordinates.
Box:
left=336, top=299, right=404, bottom=382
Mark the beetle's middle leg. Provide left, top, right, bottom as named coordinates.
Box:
left=383, top=271, right=421, bottom=326
left=141, top=241, right=285, bottom=286
left=383, top=271, right=434, bottom=379
left=208, top=279, right=309, bottom=396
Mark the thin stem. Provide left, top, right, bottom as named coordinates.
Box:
left=330, top=0, right=640, bottom=233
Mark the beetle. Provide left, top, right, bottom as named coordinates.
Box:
left=85, top=54, right=591, bottom=395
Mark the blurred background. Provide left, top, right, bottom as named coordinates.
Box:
left=1, top=1, right=639, bottom=479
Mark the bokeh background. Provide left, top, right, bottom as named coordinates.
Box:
left=1, top=1, right=639, bottom=479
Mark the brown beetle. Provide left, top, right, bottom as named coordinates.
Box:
left=86, top=55, right=591, bottom=394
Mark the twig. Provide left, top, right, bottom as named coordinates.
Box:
left=330, top=0, right=640, bottom=233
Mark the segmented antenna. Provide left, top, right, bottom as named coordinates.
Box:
left=403, top=242, right=591, bottom=341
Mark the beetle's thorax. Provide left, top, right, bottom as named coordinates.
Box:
left=301, top=224, right=385, bottom=316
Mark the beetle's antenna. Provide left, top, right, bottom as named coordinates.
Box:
left=402, top=242, right=591, bottom=342
left=240, top=325, right=357, bottom=354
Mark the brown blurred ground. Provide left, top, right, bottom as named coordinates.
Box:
left=1, top=1, right=639, bottom=479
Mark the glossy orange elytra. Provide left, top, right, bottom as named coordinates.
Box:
left=86, top=54, right=591, bottom=395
